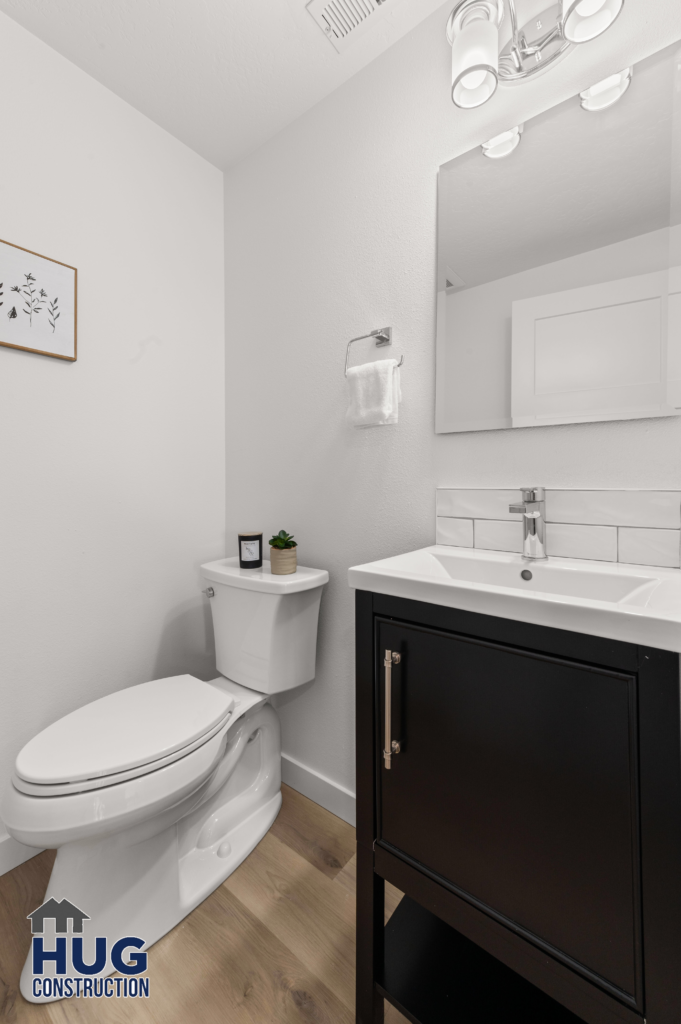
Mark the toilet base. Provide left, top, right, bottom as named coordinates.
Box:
left=178, top=789, right=281, bottom=913
left=21, top=701, right=281, bottom=1003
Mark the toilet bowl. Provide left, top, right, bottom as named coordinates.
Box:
left=2, top=557, right=328, bottom=1003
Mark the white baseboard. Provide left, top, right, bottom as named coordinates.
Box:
left=0, top=830, right=43, bottom=877
left=281, top=753, right=356, bottom=827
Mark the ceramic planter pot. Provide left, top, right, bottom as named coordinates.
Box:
left=270, top=546, right=297, bottom=575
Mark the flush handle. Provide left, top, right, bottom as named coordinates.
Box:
left=383, top=650, right=401, bottom=770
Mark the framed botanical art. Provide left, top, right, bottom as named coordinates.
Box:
left=0, top=238, right=77, bottom=361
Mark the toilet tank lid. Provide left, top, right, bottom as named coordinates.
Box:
left=15, top=676, right=234, bottom=785
left=201, top=557, right=329, bottom=594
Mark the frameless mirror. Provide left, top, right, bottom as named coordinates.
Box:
left=436, top=41, right=681, bottom=433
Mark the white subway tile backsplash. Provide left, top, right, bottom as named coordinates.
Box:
left=545, top=523, right=617, bottom=562
left=435, top=488, right=681, bottom=567
left=436, top=489, right=524, bottom=521
left=545, top=490, right=681, bottom=529
left=474, top=519, right=524, bottom=554
left=436, top=517, right=474, bottom=547
left=618, top=528, right=681, bottom=568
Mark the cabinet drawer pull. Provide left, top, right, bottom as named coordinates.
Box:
left=383, top=649, right=401, bottom=770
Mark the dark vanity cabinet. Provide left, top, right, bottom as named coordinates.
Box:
left=355, top=592, right=681, bottom=1024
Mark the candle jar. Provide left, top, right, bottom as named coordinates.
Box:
left=238, top=532, right=263, bottom=569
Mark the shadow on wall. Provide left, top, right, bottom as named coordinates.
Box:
left=271, top=679, right=315, bottom=712
left=153, top=596, right=217, bottom=682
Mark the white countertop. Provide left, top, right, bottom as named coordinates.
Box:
left=348, top=546, right=681, bottom=653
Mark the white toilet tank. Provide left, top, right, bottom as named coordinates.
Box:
left=200, top=557, right=329, bottom=694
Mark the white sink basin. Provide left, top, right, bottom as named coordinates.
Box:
left=348, top=546, right=681, bottom=652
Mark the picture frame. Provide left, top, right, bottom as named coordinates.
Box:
left=0, top=238, right=77, bottom=361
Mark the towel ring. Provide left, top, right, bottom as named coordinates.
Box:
left=344, top=327, right=404, bottom=377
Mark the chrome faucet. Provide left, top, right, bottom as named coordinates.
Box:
left=509, top=487, right=547, bottom=560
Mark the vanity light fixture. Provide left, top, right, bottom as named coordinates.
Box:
left=447, top=0, right=625, bottom=109
left=481, top=124, right=523, bottom=158
left=579, top=67, right=632, bottom=110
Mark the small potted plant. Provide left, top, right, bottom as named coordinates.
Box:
left=269, top=530, right=298, bottom=575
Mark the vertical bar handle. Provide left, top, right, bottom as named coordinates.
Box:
left=383, top=649, right=401, bottom=770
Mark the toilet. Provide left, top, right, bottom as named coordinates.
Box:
left=2, top=556, right=328, bottom=1003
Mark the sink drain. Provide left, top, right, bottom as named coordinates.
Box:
left=520, top=570, right=533, bottom=581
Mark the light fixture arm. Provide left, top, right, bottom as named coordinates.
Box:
left=507, top=0, right=520, bottom=51
left=498, top=0, right=571, bottom=81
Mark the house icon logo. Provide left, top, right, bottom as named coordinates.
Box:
left=27, top=899, right=90, bottom=934
left=26, top=898, right=150, bottom=1002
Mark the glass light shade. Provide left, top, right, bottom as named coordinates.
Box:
left=562, top=0, right=624, bottom=43
left=574, top=0, right=607, bottom=14
left=481, top=125, right=523, bottom=159
left=451, top=17, right=499, bottom=109
left=580, top=67, right=632, bottom=111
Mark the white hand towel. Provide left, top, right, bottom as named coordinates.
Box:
left=346, top=359, right=402, bottom=427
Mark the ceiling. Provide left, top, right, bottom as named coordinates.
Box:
left=0, top=0, right=449, bottom=169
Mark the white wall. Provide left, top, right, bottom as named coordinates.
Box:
left=224, top=1, right=681, bottom=821
left=0, top=14, right=225, bottom=872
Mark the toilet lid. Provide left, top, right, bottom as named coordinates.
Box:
left=15, top=675, right=235, bottom=786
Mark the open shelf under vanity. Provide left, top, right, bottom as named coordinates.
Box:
left=382, top=896, right=585, bottom=1024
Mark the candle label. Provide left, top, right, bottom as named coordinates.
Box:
left=241, top=540, right=260, bottom=562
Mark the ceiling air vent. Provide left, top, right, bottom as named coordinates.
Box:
left=306, top=0, right=395, bottom=54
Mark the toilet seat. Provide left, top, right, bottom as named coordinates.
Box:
left=13, top=675, right=234, bottom=796
left=12, top=716, right=232, bottom=796
left=4, top=719, right=236, bottom=849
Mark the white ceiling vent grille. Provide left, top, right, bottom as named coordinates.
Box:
left=306, top=0, right=395, bottom=53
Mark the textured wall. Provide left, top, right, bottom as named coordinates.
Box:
left=224, top=1, right=681, bottom=803
left=0, top=13, right=225, bottom=865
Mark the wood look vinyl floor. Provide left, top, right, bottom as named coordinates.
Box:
left=0, top=785, right=408, bottom=1024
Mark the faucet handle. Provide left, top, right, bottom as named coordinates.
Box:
left=511, top=487, right=545, bottom=514
left=521, top=487, right=545, bottom=502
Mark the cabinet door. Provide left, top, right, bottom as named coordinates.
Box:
left=377, top=619, right=642, bottom=1008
